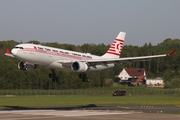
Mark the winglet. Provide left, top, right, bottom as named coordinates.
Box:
left=5, top=49, right=11, bottom=54
left=5, top=49, right=14, bottom=57
left=168, top=50, right=176, bottom=55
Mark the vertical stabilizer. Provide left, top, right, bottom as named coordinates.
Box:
left=102, top=32, right=126, bottom=58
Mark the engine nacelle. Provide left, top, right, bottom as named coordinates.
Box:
left=71, top=61, right=88, bottom=72
left=18, top=61, right=35, bottom=71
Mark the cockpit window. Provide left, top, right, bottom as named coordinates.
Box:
left=15, top=47, right=24, bottom=49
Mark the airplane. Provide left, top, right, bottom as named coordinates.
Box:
left=5, top=31, right=176, bottom=82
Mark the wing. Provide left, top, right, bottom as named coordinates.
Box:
left=86, top=50, right=176, bottom=66
left=57, top=50, right=175, bottom=67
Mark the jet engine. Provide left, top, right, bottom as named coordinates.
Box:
left=18, top=61, right=36, bottom=71
left=71, top=61, right=88, bottom=72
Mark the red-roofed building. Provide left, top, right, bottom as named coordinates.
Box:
left=118, top=68, right=146, bottom=86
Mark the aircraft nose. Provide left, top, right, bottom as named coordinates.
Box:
left=11, top=48, right=17, bottom=55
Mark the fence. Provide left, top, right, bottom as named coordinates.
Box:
left=0, top=89, right=180, bottom=96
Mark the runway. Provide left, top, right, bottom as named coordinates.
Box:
left=0, top=109, right=180, bottom=120
left=0, top=104, right=180, bottom=120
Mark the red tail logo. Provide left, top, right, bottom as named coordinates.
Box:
left=106, top=38, right=124, bottom=56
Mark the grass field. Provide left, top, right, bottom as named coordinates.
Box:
left=0, top=86, right=180, bottom=109
left=0, top=95, right=180, bottom=109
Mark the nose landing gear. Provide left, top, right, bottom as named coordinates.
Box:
left=49, top=69, right=59, bottom=82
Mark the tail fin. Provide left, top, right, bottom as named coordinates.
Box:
left=102, top=31, right=126, bottom=58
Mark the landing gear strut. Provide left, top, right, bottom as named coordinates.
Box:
left=49, top=69, right=59, bottom=82
left=79, top=73, right=90, bottom=82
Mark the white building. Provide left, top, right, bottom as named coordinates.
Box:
left=118, top=68, right=146, bottom=80
left=118, top=68, right=146, bottom=86
left=146, top=77, right=164, bottom=86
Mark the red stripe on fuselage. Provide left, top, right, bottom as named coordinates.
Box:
left=19, top=48, right=92, bottom=60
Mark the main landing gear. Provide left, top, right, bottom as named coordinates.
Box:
left=49, top=70, right=89, bottom=83
left=79, top=73, right=90, bottom=82
left=49, top=69, right=59, bottom=82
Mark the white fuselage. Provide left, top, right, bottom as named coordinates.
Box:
left=11, top=44, right=114, bottom=72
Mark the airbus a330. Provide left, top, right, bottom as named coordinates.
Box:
left=5, top=32, right=175, bottom=82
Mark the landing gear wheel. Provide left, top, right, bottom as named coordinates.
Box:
left=49, top=69, right=59, bottom=83
left=49, top=73, right=52, bottom=78
left=79, top=73, right=90, bottom=82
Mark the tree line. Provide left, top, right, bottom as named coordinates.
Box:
left=0, top=38, right=180, bottom=89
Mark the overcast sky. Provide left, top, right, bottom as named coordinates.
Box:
left=0, top=0, right=180, bottom=46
